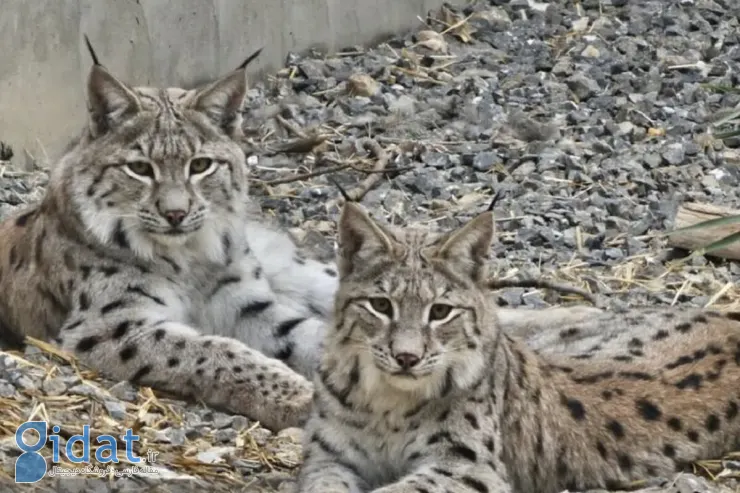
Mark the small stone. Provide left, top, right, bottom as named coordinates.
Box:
left=509, top=111, right=559, bottom=142
left=701, top=174, right=719, bottom=189
left=213, top=428, right=237, bottom=443
left=683, top=142, right=701, bottom=156
left=552, top=59, right=574, bottom=77
left=231, top=415, right=249, bottom=431
left=425, top=152, right=454, bottom=169
left=497, top=289, right=525, bottom=307
left=108, top=381, right=138, bottom=402
left=42, top=377, right=67, bottom=396
left=9, top=372, right=35, bottom=390
left=0, top=355, right=18, bottom=369
left=661, top=143, right=686, bottom=165
left=165, top=427, right=187, bottom=446
left=196, top=446, right=237, bottom=464
left=430, top=199, right=448, bottom=211
left=68, top=383, right=106, bottom=399
left=476, top=7, right=512, bottom=30
left=513, top=160, right=537, bottom=177
left=389, top=95, right=416, bottom=116
left=604, top=248, right=624, bottom=260
left=250, top=428, right=273, bottom=446
left=471, top=152, right=500, bottom=172
left=213, top=413, right=236, bottom=429
left=103, top=399, right=127, bottom=420
left=567, top=74, right=600, bottom=100
left=643, top=153, right=662, bottom=169
left=509, top=0, right=530, bottom=9
left=580, top=45, right=600, bottom=58
left=592, top=141, right=614, bottom=155
left=571, top=17, right=590, bottom=32
left=185, top=426, right=207, bottom=440
left=0, top=380, right=16, bottom=397
left=297, top=60, right=324, bottom=80
left=616, top=122, right=634, bottom=136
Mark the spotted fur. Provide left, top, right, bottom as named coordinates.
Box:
left=298, top=202, right=740, bottom=493
left=0, top=57, right=338, bottom=431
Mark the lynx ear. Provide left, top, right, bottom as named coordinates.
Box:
left=337, top=202, right=400, bottom=277
left=430, top=212, right=494, bottom=283
left=190, top=70, right=245, bottom=133
left=86, top=65, right=141, bottom=138
left=190, top=48, right=262, bottom=137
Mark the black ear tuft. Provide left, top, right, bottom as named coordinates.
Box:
left=487, top=189, right=505, bottom=212
left=84, top=34, right=101, bottom=66
left=237, top=48, right=264, bottom=70
left=327, top=177, right=354, bottom=203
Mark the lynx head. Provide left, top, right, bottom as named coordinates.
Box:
left=57, top=46, right=262, bottom=262
left=331, top=202, right=498, bottom=400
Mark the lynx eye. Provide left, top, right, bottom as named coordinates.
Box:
left=429, top=304, right=453, bottom=322
left=368, top=297, right=394, bottom=318
left=126, top=161, right=154, bottom=178
left=189, top=158, right=214, bottom=175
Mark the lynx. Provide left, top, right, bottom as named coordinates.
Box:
left=0, top=47, right=339, bottom=431
left=298, top=201, right=740, bottom=493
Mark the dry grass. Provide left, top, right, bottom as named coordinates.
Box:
left=0, top=338, right=301, bottom=490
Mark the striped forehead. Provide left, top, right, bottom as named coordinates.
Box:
left=130, top=87, right=203, bottom=160
left=378, top=227, right=449, bottom=292
left=133, top=87, right=192, bottom=118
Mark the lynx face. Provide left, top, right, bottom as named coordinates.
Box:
left=63, top=63, right=250, bottom=253
left=346, top=266, right=484, bottom=392
left=332, top=203, right=498, bottom=396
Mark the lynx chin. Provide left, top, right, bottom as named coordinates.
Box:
left=0, top=45, right=339, bottom=431
left=298, top=201, right=740, bottom=493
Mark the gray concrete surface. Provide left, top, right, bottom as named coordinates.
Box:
left=0, top=0, right=446, bottom=166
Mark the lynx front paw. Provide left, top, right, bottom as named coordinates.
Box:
left=274, top=383, right=314, bottom=429
left=243, top=377, right=314, bottom=431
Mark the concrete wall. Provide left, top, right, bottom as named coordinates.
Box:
left=0, top=0, right=445, bottom=166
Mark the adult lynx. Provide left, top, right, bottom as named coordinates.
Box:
left=0, top=45, right=337, bottom=431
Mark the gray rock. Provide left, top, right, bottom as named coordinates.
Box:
left=567, top=73, right=601, bottom=100
left=68, top=383, right=107, bottom=399
left=8, top=372, right=35, bottom=390
left=388, top=95, right=416, bottom=116
left=643, top=153, right=663, bottom=169
left=0, top=380, right=16, bottom=397
left=103, top=399, right=127, bottom=420
left=662, top=143, right=687, bottom=165
left=108, top=381, right=138, bottom=402
left=213, top=428, right=237, bottom=443
left=41, top=377, right=67, bottom=396
left=196, top=446, right=237, bottom=464
left=472, top=152, right=500, bottom=172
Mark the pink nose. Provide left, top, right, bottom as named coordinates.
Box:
left=394, top=352, right=420, bottom=369
left=163, top=209, right=187, bottom=226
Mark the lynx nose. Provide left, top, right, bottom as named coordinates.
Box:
left=163, top=209, right=187, bottom=226
left=394, top=352, right=421, bottom=370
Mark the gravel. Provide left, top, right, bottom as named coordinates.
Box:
left=1, top=0, right=740, bottom=491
